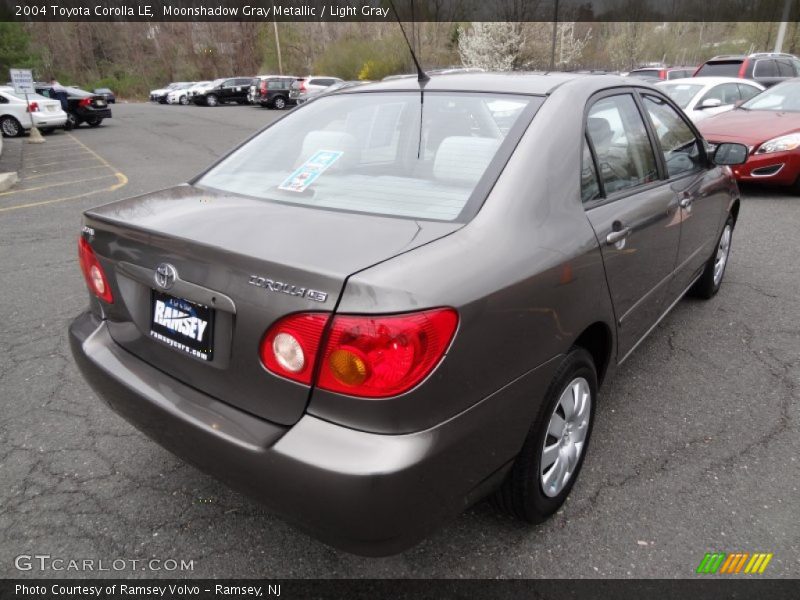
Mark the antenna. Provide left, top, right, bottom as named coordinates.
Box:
left=387, top=0, right=429, bottom=83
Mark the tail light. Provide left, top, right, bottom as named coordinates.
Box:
left=738, top=59, right=749, bottom=79
left=78, top=97, right=92, bottom=108
left=27, top=102, right=39, bottom=112
left=260, top=80, right=267, bottom=94
left=78, top=237, right=113, bottom=303
left=299, top=79, right=308, bottom=92
left=659, top=69, right=667, bottom=80
left=260, top=308, right=458, bottom=398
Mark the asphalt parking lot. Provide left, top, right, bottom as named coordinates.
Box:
left=0, top=102, right=798, bottom=579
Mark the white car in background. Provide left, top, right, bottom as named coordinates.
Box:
left=656, top=77, right=765, bottom=123
left=166, top=82, right=202, bottom=105
left=0, top=87, right=68, bottom=137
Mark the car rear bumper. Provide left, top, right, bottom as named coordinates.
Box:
left=78, top=108, right=112, bottom=120
left=730, top=150, right=800, bottom=186
left=31, top=112, right=68, bottom=128
left=69, top=311, right=558, bottom=555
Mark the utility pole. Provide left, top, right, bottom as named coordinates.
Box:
left=774, top=0, right=792, bottom=53
left=549, top=0, right=560, bottom=70
left=273, top=18, right=283, bottom=75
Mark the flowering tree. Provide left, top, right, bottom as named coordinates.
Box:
left=458, top=22, right=524, bottom=71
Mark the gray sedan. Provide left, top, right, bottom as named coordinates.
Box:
left=69, top=73, right=747, bottom=556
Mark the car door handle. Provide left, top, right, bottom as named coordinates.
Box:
left=606, top=227, right=631, bottom=245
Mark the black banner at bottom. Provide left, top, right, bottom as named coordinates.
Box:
left=1, top=579, right=799, bottom=600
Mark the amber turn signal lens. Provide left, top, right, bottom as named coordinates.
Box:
left=328, top=348, right=369, bottom=386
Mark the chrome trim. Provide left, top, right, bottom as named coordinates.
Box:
left=750, top=163, right=784, bottom=178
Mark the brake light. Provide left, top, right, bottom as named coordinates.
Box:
left=78, top=237, right=113, bottom=303
left=260, top=308, right=458, bottom=398
left=260, top=80, right=267, bottom=94
left=738, top=59, right=749, bottom=79
left=300, top=79, right=307, bottom=92
left=78, top=97, right=92, bottom=108
left=27, top=102, right=39, bottom=112
left=659, top=69, right=667, bottom=80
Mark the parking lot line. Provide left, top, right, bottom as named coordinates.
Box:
left=23, top=164, right=108, bottom=181
left=0, top=173, right=116, bottom=197
left=0, top=172, right=127, bottom=213
left=23, top=155, right=101, bottom=169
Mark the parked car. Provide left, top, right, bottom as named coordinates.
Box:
left=292, top=80, right=365, bottom=105
left=149, top=82, right=192, bottom=103
left=628, top=65, right=698, bottom=81
left=34, top=84, right=112, bottom=129
left=166, top=82, right=198, bottom=105
left=251, top=76, right=299, bottom=109
left=69, top=73, right=746, bottom=556
left=186, top=80, right=218, bottom=103
left=656, top=77, right=765, bottom=123
left=0, top=87, right=68, bottom=137
left=697, top=78, right=800, bottom=192
left=192, top=77, right=253, bottom=106
left=93, top=88, right=116, bottom=104
left=694, top=53, right=800, bottom=88
left=288, top=76, right=343, bottom=104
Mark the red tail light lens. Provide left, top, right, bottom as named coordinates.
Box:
left=78, top=237, right=113, bottom=303
left=300, top=80, right=307, bottom=92
left=260, top=308, right=458, bottom=398
left=659, top=69, right=667, bottom=80
left=78, top=97, right=92, bottom=108
left=738, top=59, right=749, bottom=79
left=260, top=80, right=267, bottom=94
left=27, top=102, right=39, bottom=112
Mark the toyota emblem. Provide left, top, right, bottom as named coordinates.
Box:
left=154, top=263, right=178, bottom=290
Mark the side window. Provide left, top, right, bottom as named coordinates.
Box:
left=738, top=84, right=762, bottom=102
left=642, top=94, right=702, bottom=178
left=777, top=60, right=795, bottom=77
left=39, top=89, right=51, bottom=98
left=754, top=59, right=778, bottom=78
left=700, top=83, right=741, bottom=106
left=0, top=95, right=8, bottom=104
left=586, top=94, right=658, bottom=195
left=581, top=136, right=601, bottom=204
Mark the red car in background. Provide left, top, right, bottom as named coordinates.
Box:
left=697, top=79, right=800, bottom=193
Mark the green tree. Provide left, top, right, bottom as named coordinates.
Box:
left=0, top=23, right=41, bottom=78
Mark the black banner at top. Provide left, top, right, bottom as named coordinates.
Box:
left=0, top=0, right=798, bottom=22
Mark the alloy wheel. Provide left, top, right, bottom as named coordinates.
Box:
left=1, top=117, right=21, bottom=137
left=713, top=224, right=732, bottom=286
left=541, top=377, right=592, bottom=498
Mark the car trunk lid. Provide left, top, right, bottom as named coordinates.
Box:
left=83, top=184, right=460, bottom=425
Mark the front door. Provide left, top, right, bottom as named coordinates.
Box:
left=582, top=92, right=682, bottom=360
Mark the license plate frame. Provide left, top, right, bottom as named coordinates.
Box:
left=149, top=290, right=215, bottom=361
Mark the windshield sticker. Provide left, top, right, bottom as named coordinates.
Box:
left=278, top=150, right=343, bottom=192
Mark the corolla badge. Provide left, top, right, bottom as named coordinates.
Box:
left=154, top=263, right=178, bottom=290
left=248, top=275, right=328, bottom=303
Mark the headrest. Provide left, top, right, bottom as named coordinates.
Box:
left=587, top=117, right=613, bottom=146
left=433, top=136, right=502, bottom=186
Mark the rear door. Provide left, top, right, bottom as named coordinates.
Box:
left=583, top=91, right=681, bottom=360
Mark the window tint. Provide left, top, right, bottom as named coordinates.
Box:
left=586, top=94, right=658, bottom=194
left=754, top=59, right=778, bottom=78
left=0, top=95, right=7, bottom=104
left=581, top=137, right=601, bottom=203
left=738, top=84, right=762, bottom=102
left=696, top=61, right=742, bottom=77
left=643, top=95, right=702, bottom=178
left=777, top=59, right=795, bottom=77
left=701, top=83, right=741, bottom=106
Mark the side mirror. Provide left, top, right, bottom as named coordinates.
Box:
left=699, top=98, right=723, bottom=109
left=713, top=142, right=748, bottom=166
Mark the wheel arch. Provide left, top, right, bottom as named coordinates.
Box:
left=730, top=198, right=740, bottom=228
left=572, top=321, right=613, bottom=386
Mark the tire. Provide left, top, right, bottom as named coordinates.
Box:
left=1, top=116, right=23, bottom=137
left=65, top=112, right=79, bottom=130
left=179, top=95, right=189, bottom=106
left=494, top=347, right=597, bottom=523
left=272, top=96, right=287, bottom=110
left=86, top=118, right=103, bottom=128
left=690, top=216, right=734, bottom=299
left=205, top=94, right=218, bottom=107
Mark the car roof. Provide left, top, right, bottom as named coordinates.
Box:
left=342, top=71, right=625, bottom=96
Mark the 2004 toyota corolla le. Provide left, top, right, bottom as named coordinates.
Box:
left=69, top=73, right=748, bottom=556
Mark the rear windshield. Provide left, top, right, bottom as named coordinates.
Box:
left=659, top=83, right=704, bottom=108
left=696, top=61, right=742, bottom=77
left=197, top=92, right=539, bottom=221
left=630, top=69, right=661, bottom=79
